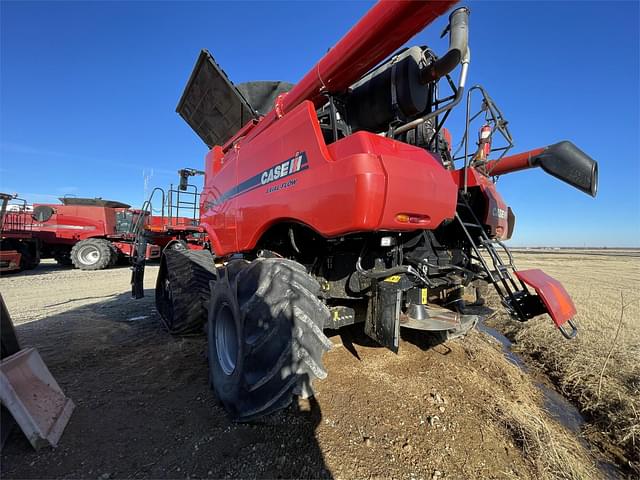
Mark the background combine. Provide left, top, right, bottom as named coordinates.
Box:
left=0, top=195, right=159, bottom=271
left=130, top=0, right=599, bottom=422
left=0, top=192, right=204, bottom=272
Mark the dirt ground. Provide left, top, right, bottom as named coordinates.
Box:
left=0, top=259, right=620, bottom=479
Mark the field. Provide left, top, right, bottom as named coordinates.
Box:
left=0, top=254, right=635, bottom=479
left=489, top=250, right=640, bottom=474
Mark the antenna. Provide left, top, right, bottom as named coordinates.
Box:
left=143, top=168, right=154, bottom=205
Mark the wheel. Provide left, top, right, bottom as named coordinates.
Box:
left=207, top=258, right=333, bottom=421
left=70, top=239, right=113, bottom=270
left=167, top=240, right=188, bottom=251
left=155, top=248, right=217, bottom=334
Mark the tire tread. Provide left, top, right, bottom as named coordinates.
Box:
left=156, top=248, right=217, bottom=334
left=209, top=257, right=332, bottom=421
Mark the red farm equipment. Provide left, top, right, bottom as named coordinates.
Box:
left=132, top=1, right=598, bottom=421
left=12, top=197, right=160, bottom=271
left=130, top=169, right=206, bottom=252
left=0, top=194, right=40, bottom=273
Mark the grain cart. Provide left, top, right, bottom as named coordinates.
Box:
left=132, top=0, right=598, bottom=420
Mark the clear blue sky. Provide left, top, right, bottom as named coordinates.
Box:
left=1, top=1, right=638, bottom=247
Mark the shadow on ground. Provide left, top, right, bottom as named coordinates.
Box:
left=328, top=322, right=452, bottom=362
left=1, top=290, right=331, bottom=479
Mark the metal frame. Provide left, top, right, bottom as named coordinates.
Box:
left=167, top=183, right=200, bottom=226
left=0, top=195, right=31, bottom=236
left=452, top=85, right=514, bottom=193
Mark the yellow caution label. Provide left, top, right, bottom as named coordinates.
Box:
left=421, top=288, right=428, bottom=304
left=384, top=275, right=402, bottom=283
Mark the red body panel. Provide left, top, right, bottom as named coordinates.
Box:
left=515, top=269, right=577, bottom=327
left=144, top=216, right=202, bottom=249
left=146, top=216, right=197, bottom=230
left=451, top=168, right=509, bottom=239
left=31, top=204, right=115, bottom=244
left=200, top=101, right=458, bottom=256
left=112, top=241, right=160, bottom=260
left=0, top=251, right=21, bottom=272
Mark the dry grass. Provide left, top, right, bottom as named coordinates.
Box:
left=458, top=335, right=599, bottom=480
left=489, top=251, right=640, bottom=473
left=493, top=399, right=597, bottom=480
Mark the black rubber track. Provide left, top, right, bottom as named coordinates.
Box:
left=155, top=248, right=217, bottom=335
left=70, top=238, right=113, bottom=271
left=208, top=257, right=333, bottom=422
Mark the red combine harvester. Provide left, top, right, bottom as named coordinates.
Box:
left=0, top=193, right=40, bottom=273
left=132, top=1, right=598, bottom=420
left=0, top=197, right=160, bottom=271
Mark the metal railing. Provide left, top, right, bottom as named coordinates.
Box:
left=452, top=85, right=515, bottom=193
left=0, top=196, right=31, bottom=236
left=166, top=183, right=200, bottom=226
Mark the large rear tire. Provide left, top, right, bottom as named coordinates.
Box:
left=207, top=258, right=333, bottom=421
left=71, top=239, right=113, bottom=270
left=155, top=248, right=217, bottom=334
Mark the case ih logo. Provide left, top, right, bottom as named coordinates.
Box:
left=204, top=152, right=308, bottom=209
left=260, top=152, right=305, bottom=185
left=492, top=207, right=507, bottom=219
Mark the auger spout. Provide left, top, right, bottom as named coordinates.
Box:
left=487, top=141, right=598, bottom=197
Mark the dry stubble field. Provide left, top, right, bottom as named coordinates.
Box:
left=490, top=250, right=640, bottom=474
left=0, top=253, right=636, bottom=479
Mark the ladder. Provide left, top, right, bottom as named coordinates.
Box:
left=455, top=195, right=547, bottom=323
left=130, top=187, right=165, bottom=299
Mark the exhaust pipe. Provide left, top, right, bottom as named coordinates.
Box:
left=420, top=7, right=470, bottom=84
left=487, top=141, right=598, bottom=197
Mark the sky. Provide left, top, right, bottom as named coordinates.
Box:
left=1, top=1, right=638, bottom=247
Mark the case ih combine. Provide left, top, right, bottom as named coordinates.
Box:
left=31, top=197, right=160, bottom=270
left=132, top=1, right=598, bottom=421
left=0, top=196, right=162, bottom=272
